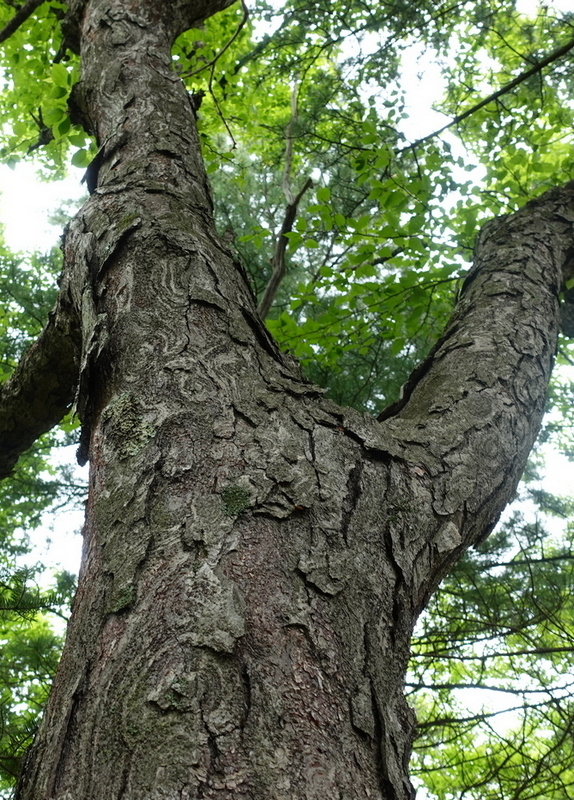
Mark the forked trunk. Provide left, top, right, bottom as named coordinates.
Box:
left=14, top=1, right=574, bottom=798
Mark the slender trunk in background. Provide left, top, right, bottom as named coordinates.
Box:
left=13, top=1, right=574, bottom=798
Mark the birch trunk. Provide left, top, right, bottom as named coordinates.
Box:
left=12, top=1, right=574, bottom=798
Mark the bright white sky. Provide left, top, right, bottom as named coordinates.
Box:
left=0, top=161, right=84, bottom=252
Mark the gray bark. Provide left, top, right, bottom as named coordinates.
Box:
left=9, top=1, right=574, bottom=798
left=0, top=288, right=79, bottom=479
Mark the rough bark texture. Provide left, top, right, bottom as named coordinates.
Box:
left=0, top=289, right=79, bottom=479
left=10, top=0, right=574, bottom=798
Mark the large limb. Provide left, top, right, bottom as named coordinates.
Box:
left=378, top=182, right=574, bottom=600
left=0, top=291, right=80, bottom=479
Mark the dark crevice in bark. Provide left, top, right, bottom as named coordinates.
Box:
left=239, top=662, right=252, bottom=728
left=370, top=683, right=395, bottom=800
left=340, top=459, right=364, bottom=546
left=240, top=306, right=286, bottom=363
left=117, top=761, right=130, bottom=800
left=377, top=323, right=464, bottom=422
left=232, top=406, right=257, bottom=429
left=51, top=667, right=90, bottom=798
left=294, top=567, right=336, bottom=599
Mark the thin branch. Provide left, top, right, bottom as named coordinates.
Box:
left=413, top=645, right=574, bottom=660
left=257, top=177, right=313, bottom=319
left=406, top=680, right=574, bottom=695
left=0, top=0, right=44, bottom=44
left=180, top=0, right=249, bottom=80
left=282, top=82, right=300, bottom=204
left=558, top=345, right=574, bottom=365
left=183, top=0, right=249, bottom=148
left=27, top=107, right=54, bottom=153
left=415, top=698, right=555, bottom=731
left=408, top=31, right=574, bottom=149
left=207, top=70, right=237, bottom=148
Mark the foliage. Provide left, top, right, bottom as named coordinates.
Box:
left=0, top=1, right=90, bottom=172
left=410, top=502, right=574, bottom=799
left=0, top=191, right=82, bottom=789
left=0, top=583, right=73, bottom=796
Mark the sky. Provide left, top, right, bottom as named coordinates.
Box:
left=0, top=161, right=84, bottom=252
left=0, top=161, right=85, bottom=575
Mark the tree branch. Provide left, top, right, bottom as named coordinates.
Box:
left=408, top=31, right=574, bottom=149
left=378, top=181, right=574, bottom=578
left=0, top=0, right=45, bottom=44
left=413, top=645, right=574, bottom=660
left=179, top=0, right=249, bottom=78
left=257, top=177, right=313, bottom=319
left=414, top=698, right=554, bottom=731
left=282, top=82, right=300, bottom=205
left=0, top=296, right=80, bottom=480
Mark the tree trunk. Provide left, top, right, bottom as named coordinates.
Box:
left=13, top=1, right=574, bottom=798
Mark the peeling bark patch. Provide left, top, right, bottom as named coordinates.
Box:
left=434, top=520, right=462, bottom=553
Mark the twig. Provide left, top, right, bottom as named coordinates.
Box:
left=407, top=31, right=574, bottom=150
left=207, top=67, right=237, bottom=148
left=0, top=0, right=44, bottom=44
left=180, top=0, right=249, bottom=80
left=185, top=0, right=249, bottom=148
left=257, top=177, right=314, bottom=319
left=558, top=346, right=574, bottom=366
left=282, top=82, right=300, bottom=204
left=27, top=107, right=54, bottom=153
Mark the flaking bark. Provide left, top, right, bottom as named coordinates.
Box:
left=7, top=0, right=574, bottom=798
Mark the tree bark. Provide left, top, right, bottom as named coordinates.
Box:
left=0, top=288, right=79, bottom=479
left=12, top=1, right=574, bottom=798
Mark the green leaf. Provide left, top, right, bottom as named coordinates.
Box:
left=71, top=149, right=91, bottom=168
left=43, top=107, right=66, bottom=126
left=50, top=63, right=69, bottom=89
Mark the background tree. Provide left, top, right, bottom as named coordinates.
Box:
left=0, top=0, right=574, bottom=798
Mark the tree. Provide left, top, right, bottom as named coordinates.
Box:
left=410, top=505, right=574, bottom=799
left=1, top=0, right=574, bottom=797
